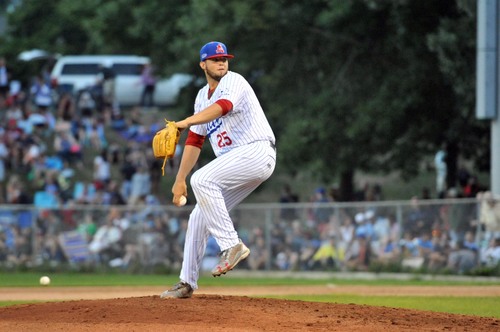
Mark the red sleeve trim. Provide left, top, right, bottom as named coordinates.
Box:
left=215, top=99, right=233, bottom=116
left=185, top=130, right=205, bottom=149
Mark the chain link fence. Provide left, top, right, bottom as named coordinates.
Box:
left=1, top=197, right=499, bottom=276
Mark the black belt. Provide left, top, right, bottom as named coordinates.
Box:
left=270, top=141, right=276, bottom=150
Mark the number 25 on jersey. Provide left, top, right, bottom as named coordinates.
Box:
left=217, top=131, right=232, bottom=147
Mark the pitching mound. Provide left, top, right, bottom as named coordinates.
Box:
left=1, top=290, right=499, bottom=331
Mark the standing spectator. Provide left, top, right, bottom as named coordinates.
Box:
left=279, top=184, right=299, bottom=222
left=39, top=210, right=64, bottom=263
left=434, top=144, right=447, bottom=198
left=457, top=164, right=471, bottom=189
left=462, top=175, right=481, bottom=198
left=128, top=165, right=151, bottom=205
left=93, top=149, right=111, bottom=190
left=140, top=62, right=156, bottom=108
left=119, top=153, right=137, bottom=202
left=0, top=130, right=8, bottom=202
left=404, top=196, right=435, bottom=237
left=310, top=187, right=331, bottom=224
left=30, top=75, right=53, bottom=112
left=477, top=191, right=500, bottom=243
left=445, top=188, right=475, bottom=245
left=0, top=57, right=11, bottom=105
left=6, top=175, right=31, bottom=205
left=96, top=61, right=116, bottom=112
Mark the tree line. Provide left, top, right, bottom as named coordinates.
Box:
left=0, top=0, right=488, bottom=200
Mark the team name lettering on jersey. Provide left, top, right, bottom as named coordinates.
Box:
left=206, top=118, right=223, bottom=136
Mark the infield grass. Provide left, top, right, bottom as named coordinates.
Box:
left=1, top=272, right=500, bottom=319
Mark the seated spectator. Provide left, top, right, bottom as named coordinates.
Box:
left=427, top=232, right=452, bottom=271
left=76, top=89, right=95, bottom=118
left=22, top=139, right=43, bottom=170
left=481, top=237, right=500, bottom=267
left=338, top=214, right=355, bottom=252
left=4, top=99, right=23, bottom=122
left=201, top=236, right=221, bottom=271
left=73, top=181, right=97, bottom=205
left=375, top=237, right=401, bottom=265
left=463, top=231, right=479, bottom=251
left=77, top=213, right=97, bottom=243
left=247, top=235, right=268, bottom=271
left=446, top=240, right=478, bottom=274
left=399, top=231, right=426, bottom=269
left=308, top=236, right=345, bottom=270
left=275, top=248, right=296, bottom=271
left=101, top=180, right=127, bottom=205
left=38, top=210, right=65, bottom=264
left=88, top=210, right=123, bottom=263
left=416, top=232, right=434, bottom=262
left=344, top=234, right=372, bottom=271
left=354, top=211, right=375, bottom=240
left=136, top=213, right=165, bottom=268
left=54, top=129, right=82, bottom=165
left=110, top=108, right=127, bottom=131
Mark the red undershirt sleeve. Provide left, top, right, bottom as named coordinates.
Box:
left=215, top=99, right=233, bottom=116
left=185, top=130, right=205, bottom=149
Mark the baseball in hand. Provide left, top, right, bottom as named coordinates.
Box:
left=40, top=276, right=51, bottom=286
left=178, top=195, right=187, bottom=206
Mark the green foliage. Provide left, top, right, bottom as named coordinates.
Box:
left=469, top=264, right=500, bottom=277
left=0, top=0, right=489, bottom=197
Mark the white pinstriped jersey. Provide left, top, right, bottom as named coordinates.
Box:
left=190, top=71, right=275, bottom=157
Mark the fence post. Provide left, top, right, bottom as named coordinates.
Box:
left=265, top=207, right=273, bottom=271
left=396, top=203, right=403, bottom=242
left=31, top=207, right=38, bottom=263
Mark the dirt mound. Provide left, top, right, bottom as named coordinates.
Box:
left=1, top=294, right=499, bottom=331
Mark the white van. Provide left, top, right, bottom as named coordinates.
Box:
left=50, top=55, right=192, bottom=107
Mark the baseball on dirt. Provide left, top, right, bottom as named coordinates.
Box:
left=178, top=195, right=187, bottom=206
left=39, top=276, right=51, bottom=286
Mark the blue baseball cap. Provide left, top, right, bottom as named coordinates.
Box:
left=200, top=41, right=234, bottom=61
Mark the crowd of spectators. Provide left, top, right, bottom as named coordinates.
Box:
left=0, top=56, right=183, bottom=205
left=261, top=184, right=500, bottom=274
left=0, top=56, right=498, bottom=275
left=0, top=56, right=183, bottom=269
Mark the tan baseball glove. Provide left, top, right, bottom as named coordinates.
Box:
left=152, top=119, right=180, bottom=176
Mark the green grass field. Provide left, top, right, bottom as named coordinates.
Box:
left=1, top=272, right=500, bottom=319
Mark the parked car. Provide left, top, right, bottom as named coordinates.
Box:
left=49, top=55, right=192, bottom=107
